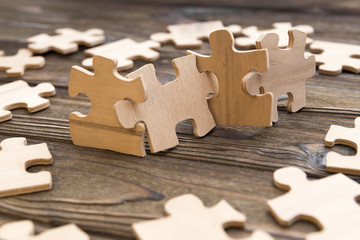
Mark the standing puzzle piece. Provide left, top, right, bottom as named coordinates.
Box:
left=0, top=137, right=52, bottom=197
left=0, top=220, right=89, bottom=240
left=69, top=55, right=147, bottom=157
left=244, top=30, right=315, bottom=122
left=151, top=20, right=241, bottom=48
left=236, top=22, right=314, bottom=49
left=115, top=54, right=217, bottom=153
left=0, top=80, right=55, bottom=122
left=27, top=28, right=105, bottom=54
left=0, top=49, right=45, bottom=77
left=133, top=194, right=273, bottom=240
left=188, top=29, right=273, bottom=126
left=267, top=166, right=360, bottom=240
left=82, top=38, right=160, bottom=70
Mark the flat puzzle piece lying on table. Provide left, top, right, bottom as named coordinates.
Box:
left=27, top=28, right=105, bottom=54
left=82, top=38, right=160, bottom=70
left=0, top=49, right=45, bottom=77
left=151, top=20, right=241, bottom=48
left=0, top=137, right=52, bottom=197
left=0, top=80, right=55, bottom=122
left=267, top=166, right=360, bottom=240
left=133, top=194, right=274, bottom=240
left=115, top=54, right=217, bottom=153
left=244, top=30, right=315, bottom=122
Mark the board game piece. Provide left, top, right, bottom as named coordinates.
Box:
left=236, top=22, right=314, bottom=49
left=151, top=20, right=241, bottom=48
left=308, top=40, right=360, bottom=75
left=188, top=29, right=273, bottom=126
left=69, top=55, right=147, bottom=157
left=0, top=49, right=45, bottom=77
left=82, top=38, right=161, bottom=70
left=27, top=28, right=105, bottom=54
left=115, top=54, right=217, bottom=153
left=0, top=220, right=89, bottom=240
left=0, top=80, right=55, bottom=122
left=0, top=137, right=52, bottom=197
left=244, top=30, right=315, bottom=122
left=267, top=166, right=360, bottom=240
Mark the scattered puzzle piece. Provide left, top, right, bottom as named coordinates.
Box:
left=27, top=28, right=105, bottom=54
left=151, top=20, right=241, bottom=48
left=115, top=54, right=217, bottom=153
left=188, top=29, right=273, bottom=126
left=244, top=30, right=315, bottom=122
left=0, top=80, right=55, bottom=122
left=267, top=166, right=360, bottom=240
left=0, top=49, right=45, bottom=77
left=82, top=38, right=160, bottom=70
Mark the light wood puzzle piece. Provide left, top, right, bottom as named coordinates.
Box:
left=236, top=22, right=314, bottom=49
left=244, top=30, right=315, bottom=122
left=151, top=20, right=241, bottom=48
left=0, top=137, right=52, bottom=197
left=0, top=49, right=45, bottom=77
left=0, top=80, right=55, bottom=122
left=115, top=54, right=217, bottom=153
left=267, top=166, right=360, bottom=240
left=27, top=28, right=105, bottom=54
left=69, top=55, right=147, bottom=157
left=188, top=29, right=273, bottom=126
left=132, top=194, right=274, bottom=240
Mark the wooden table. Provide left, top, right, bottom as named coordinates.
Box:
left=0, top=0, right=360, bottom=239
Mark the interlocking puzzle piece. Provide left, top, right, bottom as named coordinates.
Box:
left=244, top=30, right=315, bottom=122
left=308, top=40, right=360, bottom=75
left=69, top=55, right=147, bottom=157
left=188, top=29, right=273, bottom=126
left=115, top=54, right=217, bottom=153
left=151, top=20, right=241, bottom=48
left=133, top=194, right=273, bottom=240
left=0, top=220, right=89, bottom=240
left=0, top=80, right=55, bottom=122
left=236, top=22, right=314, bottom=49
left=0, top=49, right=45, bottom=77
left=0, top=137, right=52, bottom=197
left=267, top=166, right=360, bottom=240
left=27, top=28, right=105, bottom=54
left=82, top=38, right=160, bottom=70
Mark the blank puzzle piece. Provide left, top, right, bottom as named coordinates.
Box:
left=236, top=22, right=314, bottom=49
left=244, top=30, right=315, bottom=122
left=115, top=54, right=217, bottom=153
left=27, top=28, right=105, bottom=54
left=82, top=38, right=160, bottom=70
left=267, top=166, right=360, bottom=240
left=0, top=80, right=55, bottom=122
left=0, top=137, right=52, bottom=197
left=151, top=20, right=241, bottom=48
left=132, top=194, right=274, bottom=240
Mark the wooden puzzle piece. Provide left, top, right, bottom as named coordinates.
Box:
left=243, top=30, right=315, bottom=122
left=308, top=40, right=360, bottom=75
left=0, top=220, right=89, bottom=240
left=236, top=22, right=314, bottom=49
left=267, top=166, right=360, bottom=240
left=82, top=38, right=160, bottom=70
left=151, top=20, right=241, bottom=48
left=69, top=55, right=147, bottom=157
left=188, top=29, right=273, bottom=126
left=0, top=49, right=45, bottom=77
left=27, top=28, right=105, bottom=54
left=115, top=54, right=217, bottom=153
left=132, top=194, right=274, bottom=240
left=0, top=80, right=55, bottom=122
left=0, top=137, right=52, bottom=197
